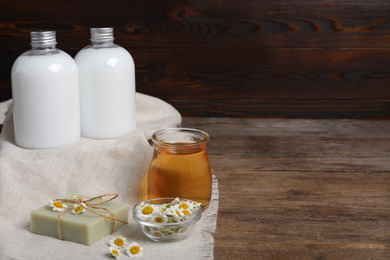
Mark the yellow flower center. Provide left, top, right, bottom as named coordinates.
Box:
left=179, top=203, right=189, bottom=209
left=114, top=238, right=124, bottom=247
left=155, top=217, right=164, bottom=223
left=130, top=245, right=140, bottom=255
left=112, top=249, right=119, bottom=257
left=53, top=201, right=63, bottom=208
left=142, top=206, right=153, bottom=215
left=74, top=206, right=84, bottom=212
left=183, top=209, right=191, bottom=215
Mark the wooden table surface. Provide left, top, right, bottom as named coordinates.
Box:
left=2, top=118, right=390, bottom=259
left=182, top=117, right=390, bottom=260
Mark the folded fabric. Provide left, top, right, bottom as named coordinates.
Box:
left=0, top=99, right=11, bottom=124
left=0, top=93, right=218, bottom=259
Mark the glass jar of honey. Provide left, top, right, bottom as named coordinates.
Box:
left=147, top=128, right=212, bottom=210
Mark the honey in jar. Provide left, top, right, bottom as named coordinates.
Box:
left=147, top=128, right=212, bottom=210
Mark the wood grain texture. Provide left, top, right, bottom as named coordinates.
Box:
left=1, top=0, right=390, bottom=117
left=2, top=0, right=390, bottom=49
left=170, top=99, right=390, bottom=118
left=182, top=117, right=390, bottom=259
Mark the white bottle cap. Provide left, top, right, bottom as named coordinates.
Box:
left=30, top=30, right=57, bottom=47
left=90, top=28, right=114, bottom=43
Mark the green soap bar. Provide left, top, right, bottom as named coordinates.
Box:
left=31, top=194, right=129, bottom=246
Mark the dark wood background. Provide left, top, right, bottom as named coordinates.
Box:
left=1, top=0, right=390, bottom=118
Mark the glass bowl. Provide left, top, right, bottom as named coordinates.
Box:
left=133, top=197, right=202, bottom=242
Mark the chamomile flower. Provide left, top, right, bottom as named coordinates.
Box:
left=152, top=212, right=168, bottom=224
left=73, top=195, right=83, bottom=200
left=48, top=200, right=68, bottom=212
left=179, top=201, right=189, bottom=209
left=165, top=207, right=181, bottom=218
left=180, top=200, right=201, bottom=211
left=125, top=242, right=143, bottom=257
left=172, top=197, right=181, bottom=205
left=182, top=209, right=192, bottom=215
left=109, top=245, right=122, bottom=259
left=109, top=235, right=127, bottom=248
left=141, top=205, right=154, bottom=215
left=71, top=203, right=87, bottom=215
left=193, top=202, right=202, bottom=209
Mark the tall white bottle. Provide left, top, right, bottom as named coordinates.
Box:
left=11, top=30, right=81, bottom=149
left=75, top=27, right=136, bottom=139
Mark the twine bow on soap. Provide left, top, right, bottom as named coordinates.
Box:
left=53, top=193, right=128, bottom=240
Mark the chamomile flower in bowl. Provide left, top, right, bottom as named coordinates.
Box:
left=133, top=197, right=202, bottom=242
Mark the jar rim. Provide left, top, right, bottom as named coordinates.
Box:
left=151, top=128, right=209, bottom=148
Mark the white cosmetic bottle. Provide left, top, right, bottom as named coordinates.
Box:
left=75, top=27, right=136, bottom=139
left=11, top=30, right=81, bottom=149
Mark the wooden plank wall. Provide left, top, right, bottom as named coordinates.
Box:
left=1, top=0, right=390, bottom=118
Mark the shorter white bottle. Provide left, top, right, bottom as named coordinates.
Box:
left=75, top=27, right=136, bottom=139
left=11, top=30, right=81, bottom=149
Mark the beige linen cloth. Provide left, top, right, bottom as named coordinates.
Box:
left=0, top=93, right=218, bottom=260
